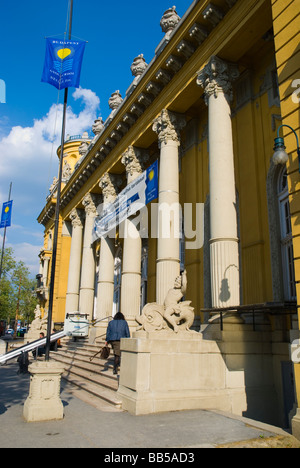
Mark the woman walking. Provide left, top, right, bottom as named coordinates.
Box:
left=106, top=312, right=130, bottom=374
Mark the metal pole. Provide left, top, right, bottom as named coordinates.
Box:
left=45, top=0, right=74, bottom=361
left=0, top=182, right=12, bottom=283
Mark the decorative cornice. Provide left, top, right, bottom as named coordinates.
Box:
left=197, top=55, right=239, bottom=104
left=39, top=0, right=241, bottom=221
left=152, top=109, right=186, bottom=146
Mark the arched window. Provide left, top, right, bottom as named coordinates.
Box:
left=278, top=167, right=296, bottom=301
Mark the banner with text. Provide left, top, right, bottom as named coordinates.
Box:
left=93, top=160, right=158, bottom=241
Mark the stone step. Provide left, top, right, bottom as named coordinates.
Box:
left=49, top=339, right=121, bottom=410
left=51, top=352, right=118, bottom=391
left=62, top=374, right=122, bottom=409
left=53, top=348, right=115, bottom=373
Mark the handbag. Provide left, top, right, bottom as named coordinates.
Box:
left=100, top=345, right=110, bottom=360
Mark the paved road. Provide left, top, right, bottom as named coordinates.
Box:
left=0, top=361, right=297, bottom=450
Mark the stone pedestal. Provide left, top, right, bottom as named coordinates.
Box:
left=118, top=330, right=247, bottom=416
left=0, top=339, right=7, bottom=357
left=23, top=361, right=64, bottom=422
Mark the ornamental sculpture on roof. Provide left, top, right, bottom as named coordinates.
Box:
left=136, top=270, right=195, bottom=333
left=108, top=90, right=123, bottom=111
left=160, top=6, right=181, bottom=39
left=131, top=54, right=148, bottom=83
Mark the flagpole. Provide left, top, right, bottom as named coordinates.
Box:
left=0, top=182, right=12, bottom=284
left=45, top=0, right=74, bottom=361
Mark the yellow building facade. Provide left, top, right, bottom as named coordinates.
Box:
left=37, top=0, right=300, bottom=433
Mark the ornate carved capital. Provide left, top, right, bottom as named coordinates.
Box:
left=121, top=146, right=149, bottom=181
left=70, top=208, right=84, bottom=228
left=82, top=193, right=99, bottom=217
left=99, top=173, right=122, bottom=203
left=197, top=56, right=239, bottom=104
left=152, top=109, right=186, bottom=146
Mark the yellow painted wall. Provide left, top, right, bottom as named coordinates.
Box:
left=179, top=48, right=281, bottom=310
left=271, top=0, right=300, bottom=410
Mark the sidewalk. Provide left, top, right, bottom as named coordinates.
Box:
left=0, top=361, right=299, bottom=449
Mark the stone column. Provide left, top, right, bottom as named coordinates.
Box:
left=120, top=146, right=149, bottom=327
left=153, top=109, right=186, bottom=305
left=65, top=208, right=84, bottom=315
left=197, top=56, right=240, bottom=308
left=95, top=173, right=121, bottom=336
left=79, top=193, right=99, bottom=321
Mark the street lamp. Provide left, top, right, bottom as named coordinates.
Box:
left=273, top=124, right=300, bottom=171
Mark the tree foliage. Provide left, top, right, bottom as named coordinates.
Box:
left=0, top=247, right=37, bottom=326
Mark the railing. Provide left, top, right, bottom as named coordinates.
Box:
left=0, top=315, right=114, bottom=365
left=201, top=302, right=297, bottom=331
left=0, top=330, right=66, bottom=365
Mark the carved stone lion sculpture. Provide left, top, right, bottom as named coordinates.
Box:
left=136, top=270, right=195, bottom=333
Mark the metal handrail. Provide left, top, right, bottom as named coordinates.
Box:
left=202, top=302, right=297, bottom=331
left=0, top=316, right=114, bottom=365
left=0, top=330, right=66, bottom=365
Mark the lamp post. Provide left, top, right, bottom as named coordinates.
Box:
left=273, top=124, right=300, bottom=170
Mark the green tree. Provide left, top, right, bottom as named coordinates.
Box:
left=0, top=247, right=37, bottom=327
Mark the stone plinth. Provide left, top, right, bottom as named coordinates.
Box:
left=118, top=330, right=248, bottom=416
left=23, top=361, right=64, bottom=422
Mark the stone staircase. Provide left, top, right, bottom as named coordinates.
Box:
left=50, top=337, right=123, bottom=412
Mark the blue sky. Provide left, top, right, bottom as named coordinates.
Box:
left=0, top=0, right=191, bottom=276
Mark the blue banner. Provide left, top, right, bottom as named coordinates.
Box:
left=93, top=160, right=158, bottom=241
left=0, top=200, right=13, bottom=228
left=41, top=38, right=86, bottom=90
left=145, top=159, right=158, bottom=204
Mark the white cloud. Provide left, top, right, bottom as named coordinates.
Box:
left=0, top=87, right=100, bottom=179
left=0, top=88, right=100, bottom=274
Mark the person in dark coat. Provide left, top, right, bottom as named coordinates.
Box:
left=105, top=312, right=130, bottom=374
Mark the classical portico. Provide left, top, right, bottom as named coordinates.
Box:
left=65, top=208, right=84, bottom=315
left=120, top=146, right=149, bottom=328
left=152, top=109, right=186, bottom=305
left=36, top=0, right=299, bottom=430
left=79, top=193, right=99, bottom=320
left=95, top=173, right=122, bottom=336
left=197, top=56, right=240, bottom=309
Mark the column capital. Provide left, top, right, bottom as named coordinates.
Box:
left=70, top=208, right=84, bottom=228
left=152, top=109, right=186, bottom=146
left=82, top=193, right=100, bottom=217
left=121, top=146, right=149, bottom=183
left=99, top=173, right=122, bottom=204
left=197, top=55, right=239, bottom=104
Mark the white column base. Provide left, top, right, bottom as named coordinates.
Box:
left=156, top=259, right=180, bottom=305
left=210, top=238, right=240, bottom=308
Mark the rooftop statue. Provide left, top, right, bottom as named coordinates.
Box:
left=131, top=54, right=148, bottom=83
left=160, top=6, right=181, bottom=39
left=108, top=90, right=123, bottom=111
left=136, top=270, right=195, bottom=333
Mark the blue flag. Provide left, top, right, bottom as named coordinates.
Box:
left=0, top=201, right=13, bottom=228
left=145, top=160, right=159, bottom=204
left=41, top=38, right=86, bottom=90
